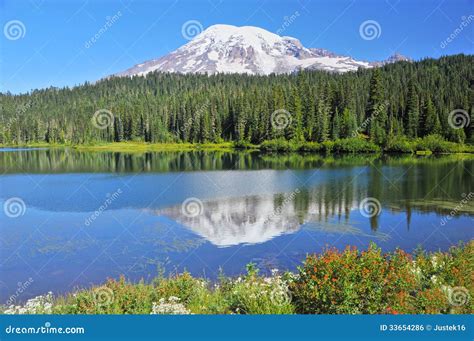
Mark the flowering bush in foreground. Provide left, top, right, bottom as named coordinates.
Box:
left=290, top=242, right=472, bottom=314
left=1, top=242, right=471, bottom=315
left=222, top=265, right=294, bottom=314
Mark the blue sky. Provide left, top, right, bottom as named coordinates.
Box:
left=1, top=0, right=472, bottom=94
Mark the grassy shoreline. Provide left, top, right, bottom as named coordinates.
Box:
left=1, top=136, right=473, bottom=154
left=1, top=242, right=471, bottom=315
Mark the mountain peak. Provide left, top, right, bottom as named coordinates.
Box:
left=114, top=24, right=409, bottom=77
left=387, top=53, right=411, bottom=62
left=369, top=53, right=412, bottom=67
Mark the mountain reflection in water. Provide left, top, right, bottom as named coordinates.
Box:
left=156, top=194, right=392, bottom=247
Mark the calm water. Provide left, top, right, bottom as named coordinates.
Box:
left=0, top=148, right=473, bottom=303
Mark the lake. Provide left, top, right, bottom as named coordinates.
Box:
left=0, top=148, right=472, bottom=303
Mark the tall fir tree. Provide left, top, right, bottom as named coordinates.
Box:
left=405, top=79, right=420, bottom=138
left=422, top=97, right=441, bottom=136
left=367, top=69, right=387, bottom=145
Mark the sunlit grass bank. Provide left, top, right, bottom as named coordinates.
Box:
left=73, top=141, right=236, bottom=152
left=2, top=135, right=472, bottom=154
left=1, top=242, right=471, bottom=315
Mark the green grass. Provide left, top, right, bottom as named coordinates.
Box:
left=73, top=141, right=236, bottom=153
left=1, top=242, right=471, bottom=315
left=1, top=135, right=472, bottom=154
left=0, top=142, right=67, bottom=148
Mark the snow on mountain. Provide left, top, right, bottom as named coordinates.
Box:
left=155, top=194, right=362, bottom=247
left=368, top=52, right=412, bottom=67
left=114, top=24, right=409, bottom=77
left=154, top=193, right=389, bottom=247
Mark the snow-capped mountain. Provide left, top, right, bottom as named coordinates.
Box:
left=115, top=24, right=409, bottom=77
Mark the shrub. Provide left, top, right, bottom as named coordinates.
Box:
left=153, top=272, right=207, bottom=305
left=260, top=139, right=298, bottom=152
left=385, top=137, right=414, bottom=153
left=289, top=244, right=417, bottom=314
left=298, top=142, right=323, bottom=152
left=225, top=265, right=294, bottom=314
left=332, top=138, right=381, bottom=153
left=233, top=140, right=256, bottom=149
left=321, top=141, right=334, bottom=153
left=289, top=242, right=473, bottom=314
left=53, top=277, right=159, bottom=314
left=416, top=135, right=460, bottom=153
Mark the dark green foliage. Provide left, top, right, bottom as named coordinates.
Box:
left=405, top=79, right=420, bottom=138
left=0, top=55, right=472, bottom=146
left=422, top=97, right=441, bottom=136
left=260, top=139, right=299, bottom=152
left=367, top=68, right=388, bottom=144
left=415, top=134, right=464, bottom=153
left=384, top=136, right=414, bottom=153
left=339, top=107, right=357, bottom=138
left=332, top=138, right=381, bottom=153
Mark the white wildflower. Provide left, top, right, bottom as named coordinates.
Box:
left=150, top=296, right=192, bottom=315
left=3, top=292, right=54, bottom=314
left=409, top=261, right=422, bottom=280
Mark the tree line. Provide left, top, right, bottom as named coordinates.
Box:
left=0, top=54, right=472, bottom=145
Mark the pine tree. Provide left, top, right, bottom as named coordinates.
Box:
left=422, top=97, right=441, bottom=136
left=367, top=69, right=387, bottom=144
left=290, top=87, right=304, bottom=141
left=331, top=107, right=341, bottom=140
left=315, top=95, right=330, bottom=142
left=113, top=116, right=123, bottom=142
left=340, top=107, right=357, bottom=138
left=405, top=79, right=420, bottom=138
